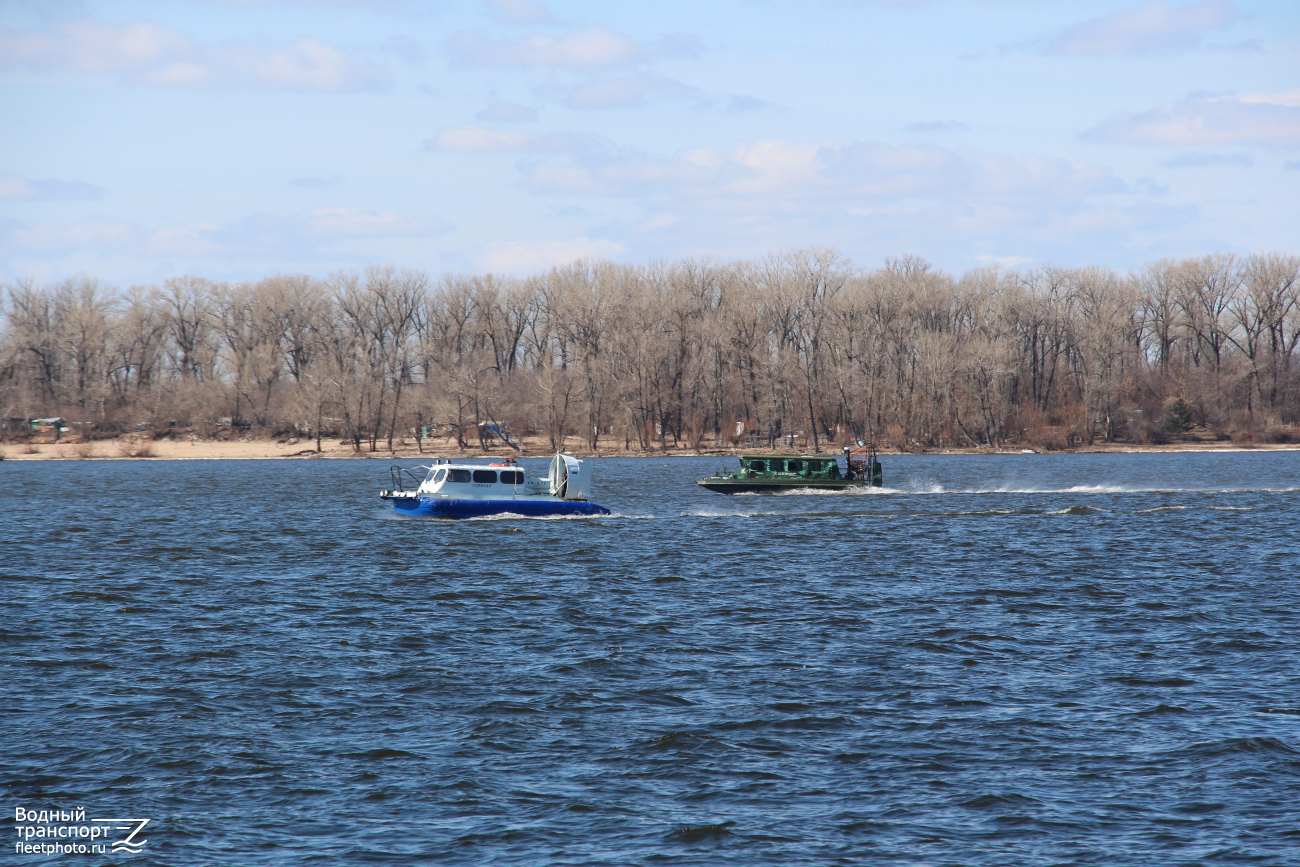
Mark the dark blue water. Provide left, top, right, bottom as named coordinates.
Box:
left=4, top=452, right=1300, bottom=865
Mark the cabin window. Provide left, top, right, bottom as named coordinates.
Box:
left=769, top=459, right=784, bottom=473
left=748, top=459, right=766, bottom=473
left=473, top=470, right=498, bottom=484
left=432, top=468, right=447, bottom=483
left=500, top=470, right=524, bottom=485
left=788, top=459, right=804, bottom=472
left=447, top=469, right=472, bottom=483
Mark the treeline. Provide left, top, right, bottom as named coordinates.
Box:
left=2, top=249, right=1298, bottom=452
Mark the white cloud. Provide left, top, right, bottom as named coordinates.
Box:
left=213, top=207, right=449, bottom=249
left=485, top=0, right=555, bottom=25
left=475, top=102, right=538, bottom=122
left=1163, top=152, right=1254, bottom=167
left=448, top=26, right=697, bottom=69
left=725, top=94, right=768, bottom=113
left=522, top=139, right=1125, bottom=205
left=0, top=174, right=103, bottom=201
left=976, top=254, right=1033, bottom=268
left=906, top=121, right=970, bottom=133
left=5, top=219, right=139, bottom=255
left=289, top=174, right=344, bottom=188
left=230, top=38, right=389, bottom=92
left=501, top=138, right=1145, bottom=266
left=1240, top=90, right=1300, bottom=109
left=0, top=19, right=389, bottom=91
left=148, top=223, right=227, bottom=257
left=1133, top=177, right=1170, bottom=196
left=426, top=125, right=608, bottom=153
left=1087, top=91, right=1300, bottom=147
left=292, top=206, right=448, bottom=239
left=1046, top=0, right=1242, bottom=55
left=449, top=26, right=643, bottom=68
left=522, top=164, right=611, bottom=195
left=0, top=177, right=39, bottom=200
left=2, top=206, right=448, bottom=261
left=561, top=73, right=701, bottom=110
left=0, top=19, right=196, bottom=74
left=380, top=35, right=425, bottom=67
left=478, top=237, right=625, bottom=273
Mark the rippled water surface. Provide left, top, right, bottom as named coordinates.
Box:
left=4, top=452, right=1300, bottom=865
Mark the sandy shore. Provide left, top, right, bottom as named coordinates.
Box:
left=2, top=435, right=1297, bottom=461
left=1, top=437, right=324, bottom=461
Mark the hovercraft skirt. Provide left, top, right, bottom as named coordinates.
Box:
left=394, top=496, right=611, bottom=519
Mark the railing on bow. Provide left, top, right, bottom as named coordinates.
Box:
left=387, top=464, right=427, bottom=493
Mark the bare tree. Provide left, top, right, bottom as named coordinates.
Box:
left=4, top=250, right=1296, bottom=450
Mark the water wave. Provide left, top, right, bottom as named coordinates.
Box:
left=892, top=483, right=1300, bottom=495
left=5, top=454, right=1299, bottom=867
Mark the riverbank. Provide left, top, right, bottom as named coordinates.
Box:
left=3, top=434, right=1298, bottom=461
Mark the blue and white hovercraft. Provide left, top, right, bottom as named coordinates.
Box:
left=380, top=453, right=611, bottom=519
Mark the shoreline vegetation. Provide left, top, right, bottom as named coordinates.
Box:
left=4, top=251, right=1299, bottom=460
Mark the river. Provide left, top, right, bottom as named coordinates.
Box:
left=4, top=452, right=1299, bottom=864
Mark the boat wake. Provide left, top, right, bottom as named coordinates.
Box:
left=382, top=509, right=611, bottom=522
left=460, top=511, right=611, bottom=522
left=887, top=483, right=1300, bottom=495
left=711, top=482, right=1296, bottom=496
left=728, top=485, right=908, bottom=497
left=683, top=503, right=1256, bottom=520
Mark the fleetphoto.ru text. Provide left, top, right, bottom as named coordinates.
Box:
left=13, top=807, right=150, bottom=857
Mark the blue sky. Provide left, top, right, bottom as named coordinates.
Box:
left=1, top=0, right=1297, bottom=284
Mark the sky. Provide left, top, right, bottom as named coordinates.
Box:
left=0, top=0, right=1297, bottom=286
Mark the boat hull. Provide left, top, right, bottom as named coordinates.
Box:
left=696, top=478, right=869, bottom=494
left=390, top=495, right=611, bottom=519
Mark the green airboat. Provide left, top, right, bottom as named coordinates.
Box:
left=697, top=444, right=883, bottom=494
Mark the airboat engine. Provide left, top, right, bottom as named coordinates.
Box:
left=548, top=453, right=591, bottom=501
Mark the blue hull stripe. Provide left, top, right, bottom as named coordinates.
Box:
left=392, top=497, right=610, bottom=519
